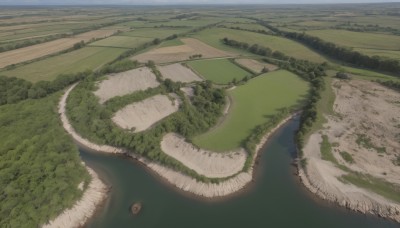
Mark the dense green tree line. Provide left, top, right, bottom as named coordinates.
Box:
left=0, top=93, right=88, bottom=227
left=218, top=24, right=272, bottom=36
left=66, top=76, right=225, bottom=182
left=0, top=71, right=91, bottom=105
left=252, top=19, right=400, bottom=75
left=0, top=34, right=67, bottom=53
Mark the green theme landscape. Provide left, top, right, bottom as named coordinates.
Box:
left=0, top=2, right=400, bottom=228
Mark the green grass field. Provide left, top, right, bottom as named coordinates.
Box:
left=187, top=58, right=252, bottom=84
left=120, top=28, right=187, bottom=39
left=307, top=29, right=400, bottom=51
left=191, top=28, right=328, bottom=63
left=157, top=38, right=184, bottom=48
left=336, top=66, right=400, bottom=82
left=193, top=70, right=309, bottom=151
left=353, top=48, right=400, bottom=61
left=1, top=47, right=125, bottom=82
left=89, top=36, right=151, bottom=48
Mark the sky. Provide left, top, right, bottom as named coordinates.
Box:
left=0, top=0, right=398, bottom=5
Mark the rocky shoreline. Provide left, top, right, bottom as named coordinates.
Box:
left=298, top=164, right=400, bottom=223
left=42, top=166, right=108, bottom=228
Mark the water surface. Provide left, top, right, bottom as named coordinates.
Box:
left=81, top=117, right=398, bottom=228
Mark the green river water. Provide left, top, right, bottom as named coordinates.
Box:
left=80, top=117, right=398, bottom=228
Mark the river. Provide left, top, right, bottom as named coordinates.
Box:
left=80, top=117, right=398, bottom=228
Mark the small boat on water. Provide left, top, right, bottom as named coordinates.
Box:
left=131, top=202, right=142, bottom=215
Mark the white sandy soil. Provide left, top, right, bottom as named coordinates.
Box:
left=161, top=133, right=247, bottom=178
left=158, top=63, right=203, bottom=83
left=112, top=94, right=180, bottom=132
left=93, top=67, right=159, bottom=103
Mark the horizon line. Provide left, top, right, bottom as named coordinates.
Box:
left=1, top=2, right=400, bottom=6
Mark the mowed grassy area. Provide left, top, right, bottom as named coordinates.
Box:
left=89, top=36, right=152, bottom=49
left=1, top=47, right=125, bottom=82
left=191, top=28, right=327, bottom=63
left=187, top=58, right=252, bottom=84
left=307, top=29, right=400, bottom=50
left=193, top=70, right=308, bottom=151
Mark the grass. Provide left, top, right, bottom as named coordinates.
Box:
left=353, top=48, right=400, bottom=61
left=339, top=173, right=400, bottom=203
left=305, top=74, right=336, bottom=140
left=335, top=66, right=400, bottom=83
left=157, top=38, right=184, bottom=48
left=89, top=36, right=152, bottom=49
left=187, top=58, right=252, bottom=84
left=320, top=135, right=338, bottom=164
left=356, top=134, right=386, bottom=153
left=307, top=29, right=400, bottom=51
left=191, top=28, right=327, bottom=63
left=1, top=47, right=125, bottom=82
left=193, top=70, right=308, bottom=151
left=120, top=28, right=187, bottom=39
left=339, top=151, right=354, bottom=164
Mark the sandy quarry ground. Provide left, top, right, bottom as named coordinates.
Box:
left=42, top=166, right=107, bottom=228
left=235, top=58, right=278, bottom=74
left=0, top=28, right=118, bottom=68
left=131, top=38, right=236, bottom=64
left=161, top=133, right=247, bottom=178
left=180, top=87, right=194, bottom=98
left=93, top=67, right=159, bottom=103
left=112, top=94, right=180, bottom=132
left=299, top=79, right=400, bottom=222
left=157, top=63, right=203, bottom=83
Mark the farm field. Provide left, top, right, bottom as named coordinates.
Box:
left=353, top=48, right=400, bottom=61
left=235, top=58, right=278, bottom=73
left=193, top=70, right=308, bottom=151
left=306, top=29, right=400, bottom=50
left=0, top=28, right=119, bottom=68
left=191, top=28, right=328, bottom=63
left=120, top=28, right=187, bottom=38
left=1, top=47, right=125, bottom=82
left=112, top=94, right=180, bottom=132
left=94, top=67, right=160, bottom=103
left=89, top=36, right=152, bottom=49
left=338, top=65, right=400, bottom=82
left=132, top=38, right=234, bottom=64
left=158, top=63, right=202, bottom=83
left=187, top=58, right=251, bottom=84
